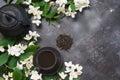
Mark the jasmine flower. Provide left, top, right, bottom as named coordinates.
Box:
left=44, top=0, right=50, bottom=2
left=32, top=19, right=41, bottom=26
left=57, top=5, right=65, bottom=13
left=23, top=0, right=32, bottom=5
left=24, top=31, right=40, bottom=41
left=0, top=46, right=5, bottom=52
left=7, top=44, right=27, bottom=57
left=59, top=72, right=67, bottom=79
left=74, top=0, right=90, bottom=12
left=65, top=6, right=77, bottom=18
left=30, top=71, right=42, bottom=80
left=28, top=5, right=40, bottom=16
left=56, top=0, right=67, bottom=6
left=24, top=34, right=32, bottom=41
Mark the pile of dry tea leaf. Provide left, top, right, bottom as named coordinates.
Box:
left=56, top=34, right=73, bottom=50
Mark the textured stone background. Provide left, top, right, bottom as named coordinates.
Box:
left=0, top=0, right=120, bottom=80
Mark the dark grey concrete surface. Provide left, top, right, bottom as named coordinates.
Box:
left=1, top=0, right=120, bottom=80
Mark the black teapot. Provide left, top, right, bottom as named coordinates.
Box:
left=0, top=4, right=30, bottom=37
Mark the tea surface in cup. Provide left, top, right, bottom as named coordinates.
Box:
left=38, top=51, right=56, bottom=69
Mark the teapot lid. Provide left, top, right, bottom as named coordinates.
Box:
left=0, top=4, right=29, bottom=30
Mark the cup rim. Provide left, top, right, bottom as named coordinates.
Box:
left=35, top=47, right=58, bottom=70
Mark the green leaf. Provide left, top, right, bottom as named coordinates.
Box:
left=8, top=57, right=17, bottom=69
left=19, top=45, right=39, bottom=61
left=43, top=75, right=58, bottom=80
left=74, top=78, right=81, bottom=80
left=13, top=68, right=23, bottom=80
left=0, top=52, right=9, bottom=66
left=0, top=66, right=13, bottom=74
left=16, top=0, right=22, bottom=4
left=70, top=3, right=76, bottom=12
left=53, top=15, right=61, bottom=19
left=58, top=65, right=65, bottom=73
left=25, top=45, right=39, bottom=52
left=43, top=3, right=50, bottom=15
left=0, top=37, right=16, bottom=47
left=68, top=0, right=73, bottom=4
left=47, top=9, right=57, bottom=19
left=34, top=2, right=45, bottom=7
left=0, top=77, right=4, bottom=80
left=19, top=52, right=34, bottom=61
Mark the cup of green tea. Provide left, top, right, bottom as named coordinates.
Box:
left=33, top=47, right=63, bottom=75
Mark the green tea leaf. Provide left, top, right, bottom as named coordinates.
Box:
left=13, top=68, right=23, bottom=80
left=0, top=77, right=4, bottom=80
left=0, top=37, right=16, bottom=47
left=16, top=0, right=22, bottom=4
left=0, top=52, right=9, bottom=66
left=34, top=2, right=45, bottom=7
left=43, top=3, right=50, bottom=15
left=19, top=45, right=39, bottom=61
left=53, top=15, right=61, bottom=19
left=0, top=66, right=13, bottom=74
left=19, top=52, right=34, bottom=61
left=74, top=78, right=81, bottom=80
left=25, top=45, right=39, bottom=52
left=8, top=57, right=17, bottom=69
left=68, top=0, right=73, bottom=4
left=47, top=9, right=57, bottom=19
left=57, top=65, right=65, bottom=73
left=44, top=75, right=58, bottom=80
left=70, top=3, right=76, bottom=12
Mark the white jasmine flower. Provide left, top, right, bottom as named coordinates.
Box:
left=3, top=73, right=13, bottom=80
left=25, top=70, right=31, bottom=77
left=64, top=61, right=83, bottom=80
left=24, top=31, right=40, bottom=41
left=8, top=44, right=27, bottom=57
left=59, top=72, right=67, bottom=79
left=69, top=72, right=78, bottom=80
left=23, top=0, right=32, bottom=5
left=0, top=46, right=5, bottom=52
left=29, top=31, right=40, bottom=41
left=72, top=64, right=83, bottom=75
left=44, top=0, right=50, bottom=2
left=26, top=62, right=33, bottom=69
left=30, top=71, right=42, bottom=80
left=10, top=78, right=13, bottom=80
left=74, top=0, right=90, bottom=12
left=32, top=19, right=41, bottom=26
left=50, top=1, right=56, bottom=6
left=65, top=6, right=77, bottom=18
left=29, top=41, right=35, bottom=46
left=56, top=0, right=67, bottom=6
left=8, top=45, right=21, bottom=56
left=28, top=5, right=40, bottom=16
left=3, top=74, right=9, bottom=80
left=33, top=10, right=43, bottom=20
left=20, top=56, right=33, bottom=69
left=64, top=61, right=74, bottom=73
left=17, top=62, right=24, bottom=70
left=18, top=44, right=27, bottom=54
left=8, top=72, right=13, bottom=77
left=27, top=5, right=42, bottom=26
left=65, top=61, right=73, bottom=68
left=57, top=5, right=65, bottom=13
left=24, top=34, right=32, bottom=41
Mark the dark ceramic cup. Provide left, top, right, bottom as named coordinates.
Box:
left=0, top=4, right=30, bottom=37
left=33, top=47, right=63, bottom=75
